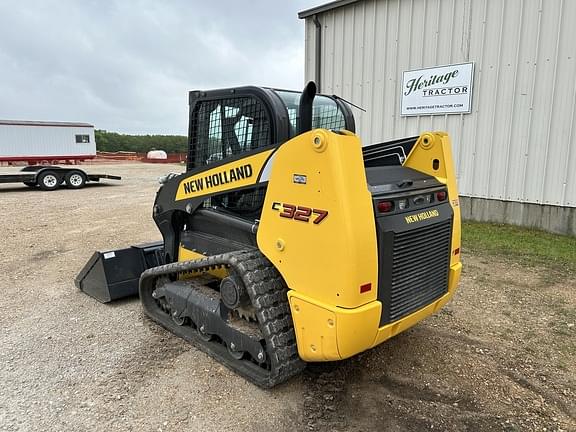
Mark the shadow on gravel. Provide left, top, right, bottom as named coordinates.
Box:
left=299, top=354, right=443, bottom=432
left=99, top=314, right=189, bottom=396
left=105, top=296, right=140, bottom=308
left=297, top=329, right=507, bottom=432
left=0, top=182, right=120, bottom=193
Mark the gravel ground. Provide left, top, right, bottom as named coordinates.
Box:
left=0, top=163, right=574, bottom=432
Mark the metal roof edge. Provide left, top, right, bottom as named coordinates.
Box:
left=298, top=0, right=361, bottom=18
left=0, top=120, right=95, bottom=128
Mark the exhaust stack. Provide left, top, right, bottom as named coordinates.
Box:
left=297, top=81, right=317, bottom=134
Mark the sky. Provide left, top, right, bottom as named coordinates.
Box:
left=0, top=0, right=322, bottom=135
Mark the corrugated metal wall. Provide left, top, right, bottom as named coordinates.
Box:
left=304, top=0, right=576, bottom=208
left=0, top=125, right=96, bottom=158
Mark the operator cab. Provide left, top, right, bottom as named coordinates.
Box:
left=185, top=86, right=354, bottom=220
left=186, top=86, right=355, bottom=171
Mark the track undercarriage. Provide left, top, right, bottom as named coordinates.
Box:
left=139, top=250, right=305, bottom=388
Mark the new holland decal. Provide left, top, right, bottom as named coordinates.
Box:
left=182, top=164, right=253, bottom=194
left=175, top=149, right=275, bottom=200
left=404, top=209, right=439, bottom=224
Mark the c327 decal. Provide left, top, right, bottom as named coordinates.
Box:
left=271, top=202, right=328, bottom=224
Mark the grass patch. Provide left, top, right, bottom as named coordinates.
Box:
left=462, top=221, right=576, bottom=274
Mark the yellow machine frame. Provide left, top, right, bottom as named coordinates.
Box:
left=176, top=128, right=461, bottom=362
left=256, top=130, right=462, bottom=361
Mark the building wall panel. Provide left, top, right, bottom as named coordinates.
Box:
left=523, top=0, right=560, bottom=205
left=543, top=0, right=576, bottom=207
left=303, top=0, right=576, bottom=208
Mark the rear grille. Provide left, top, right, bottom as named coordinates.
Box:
left=388, top=219, right=452, bottom=322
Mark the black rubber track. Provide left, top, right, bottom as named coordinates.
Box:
left=139, top=250, right=305, bottom=388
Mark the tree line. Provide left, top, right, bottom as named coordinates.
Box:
left=95, top=130, right=188, bottom=153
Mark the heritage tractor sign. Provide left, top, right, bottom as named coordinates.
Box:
left=401, top=62, right=474, bottom=116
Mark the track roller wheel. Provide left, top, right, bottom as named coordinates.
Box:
left=227, top=342, right=245, bottom=360
left=171, top=312, right=186, bottom=326
left=197, top=325, right=213, bottom=342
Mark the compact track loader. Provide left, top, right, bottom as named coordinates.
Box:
left=76, top=82, right=462, bottom=388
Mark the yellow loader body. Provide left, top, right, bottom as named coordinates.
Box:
left=257, top=129, right=461, bottom=361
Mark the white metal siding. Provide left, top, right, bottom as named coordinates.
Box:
left=0, top=125, right=96, bottom=158
left=304, top=0, right=576, bottom=207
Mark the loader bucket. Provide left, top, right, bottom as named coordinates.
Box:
left=75, top=241, right=164, bottom=303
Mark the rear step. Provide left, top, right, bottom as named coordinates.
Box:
left=75, top=241, right=164, bottom=303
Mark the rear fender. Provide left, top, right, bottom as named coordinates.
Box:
left=256, top=129, right=378, bottom=309
left=402, top=132, right=461, bottom=266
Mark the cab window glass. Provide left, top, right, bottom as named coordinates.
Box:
left=274, top=90, right=346, bottom=136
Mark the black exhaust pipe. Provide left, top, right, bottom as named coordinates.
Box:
left=297, top=81, right=317, bottom=135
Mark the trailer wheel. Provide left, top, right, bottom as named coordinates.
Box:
left=37, top=171, right=61, bottom=191
left=65, top=171, right=87, bottom=189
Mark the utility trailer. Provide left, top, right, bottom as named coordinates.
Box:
left=0, top=166, right=121, bottom=191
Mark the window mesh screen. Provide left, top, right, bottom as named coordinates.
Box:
left=188, top=96, right=271, bottom=169
left=312, top=102, right=346, bottom=131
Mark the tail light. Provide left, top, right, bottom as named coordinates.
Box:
left=360, top=283, right=372, bottom=293
left=377, top=200, right=394, bottom=213
left=436, top=191, right=447, bottom=202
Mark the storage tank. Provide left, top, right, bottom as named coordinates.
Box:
left=146, top=150, right=168, bottom=160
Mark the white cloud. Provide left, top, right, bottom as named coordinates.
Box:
left=0, top=0, right=321, bottom=134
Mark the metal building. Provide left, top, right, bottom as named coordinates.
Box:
left=0, top=120, right=96, bottom=164
left=299, top=0, right=576, bottom=235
